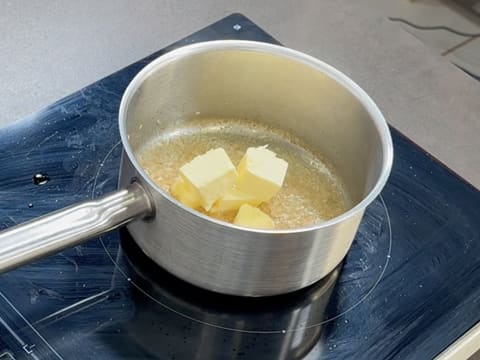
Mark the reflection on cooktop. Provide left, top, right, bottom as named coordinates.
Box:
left=102, top=228, right=339, bottom=359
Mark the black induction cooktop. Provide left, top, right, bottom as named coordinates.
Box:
left=0, top=14, right=479, bottom=360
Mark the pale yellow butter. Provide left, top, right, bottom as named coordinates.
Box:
left=233, top=204, right=275, bottom=229
left=179, top=148, right=237, bottom=211
left=236, top=146, right=288, bottom=202
left=170, top=178, right=201, bottom=209
left=210, top=188, right=262, bottom=213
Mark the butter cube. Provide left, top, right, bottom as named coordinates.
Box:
left=210, top=188, right=262, bottom=213
left=179, top=148, right=237, bottom=211
left=170, top=178, right=201, bottom=209
left=236, top=146, right=288, bottom=202
left=234, top=204, right=275, bottom=229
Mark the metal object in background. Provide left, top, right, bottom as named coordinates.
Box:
left=0, top=40, right=393, bottom=296
left=0, top=183, right=151, bottom=273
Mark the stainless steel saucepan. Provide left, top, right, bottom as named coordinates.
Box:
left=0, top=41, right=393, bottom=296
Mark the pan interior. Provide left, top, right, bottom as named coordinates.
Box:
left=136, top=118, right=350, bottom=229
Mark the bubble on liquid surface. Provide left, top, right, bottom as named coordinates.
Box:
left=137, top=118, right=350, bottom=229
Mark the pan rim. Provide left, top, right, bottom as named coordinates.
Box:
left=118, top=40, right=394, bottom=235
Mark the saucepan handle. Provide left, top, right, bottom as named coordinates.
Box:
left=0, top=182, right=153, bottom=274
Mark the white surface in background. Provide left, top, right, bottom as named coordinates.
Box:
left=382, top=0, right=480, bottom=49
left=373, top=0, right=480, bottom=77
left=435, top=322, right=480, bottom=360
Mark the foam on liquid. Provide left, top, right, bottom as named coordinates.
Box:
left=137, top=119, right=349, bottom=229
